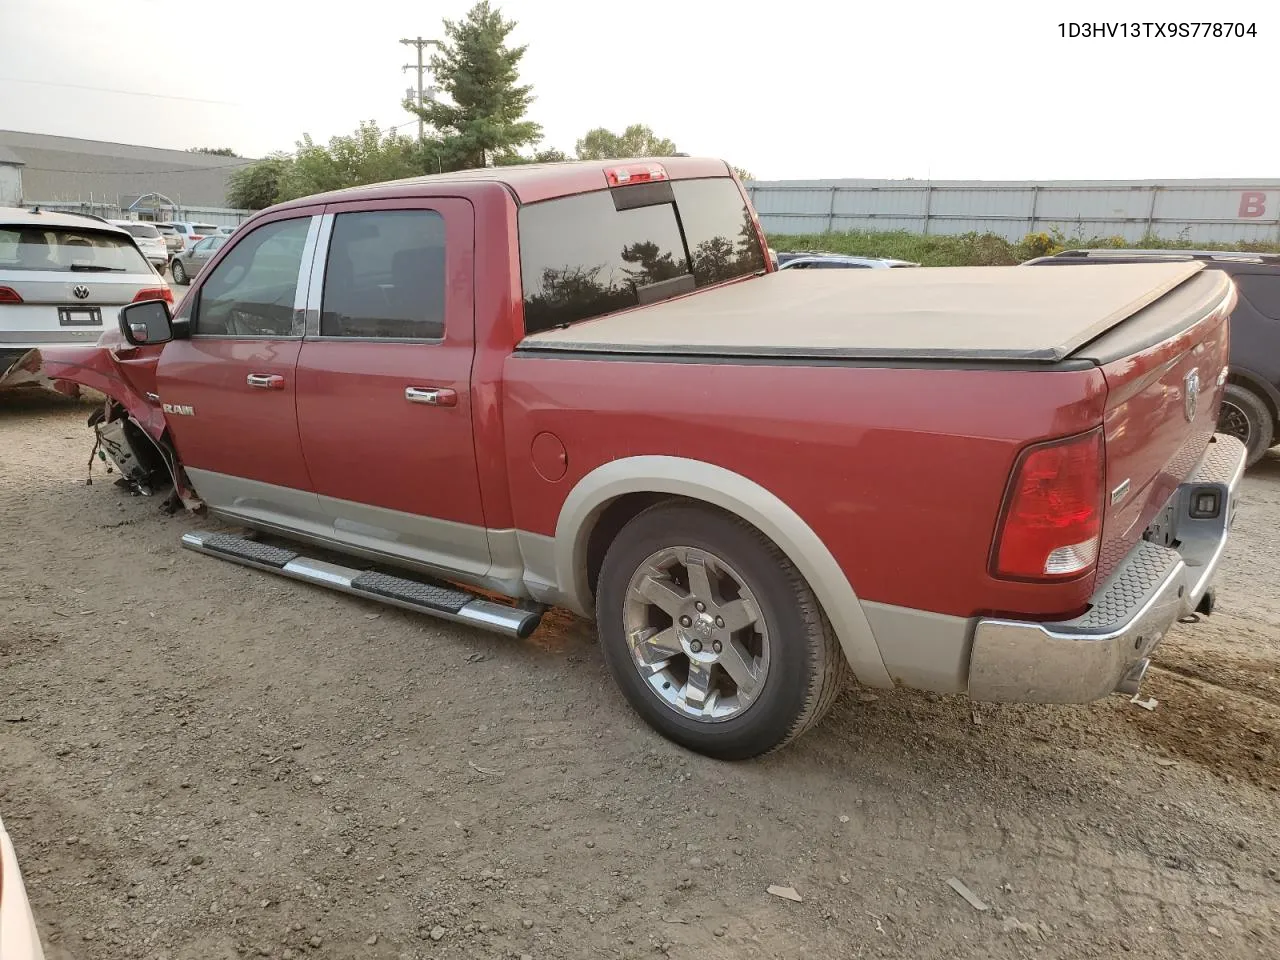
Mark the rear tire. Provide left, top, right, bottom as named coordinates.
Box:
left=1219, top=384, right=1273, bottom=467
left=171, top=259, right=188, bottom=285
left=595, top=501, right=848, bottom=760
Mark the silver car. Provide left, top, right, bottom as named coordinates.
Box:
left=168, top=233, right=228, bottom=285
left=776, top=253, right=921, bottom=269
left=0, top=208, right=172, bottom=388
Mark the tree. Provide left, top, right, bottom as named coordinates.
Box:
left=574, top=124, right=678, bottom=160
left=187, top=147, right=239, bottom=157
left=494, top=146, right=570, bottom=166
left=733, top=166, right=754, bottom=182
left=226, top=152, right=293, bottom=209
left=275, top=122, right=422, bottom=201
left=408, top=1, right=542, bottom=170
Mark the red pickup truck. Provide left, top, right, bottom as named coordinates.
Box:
left=34, top=157, right=1246, bottom=760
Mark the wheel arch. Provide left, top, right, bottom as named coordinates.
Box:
left=552, top=456, right=893, bottom=688
left=1227, top=367, right=1280, bottom=431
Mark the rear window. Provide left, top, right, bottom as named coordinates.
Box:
left=0, top=226, right=151, bottom=273
left=120, top=223, right=160, bottom=239
left=192, top=224, right=218, bottom=235
left=518, top=176, right=764, bottom=335
left=154, top=224, right=177, bottom=234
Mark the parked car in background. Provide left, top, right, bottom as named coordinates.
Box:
left=0, top=208, right=173, bottom=389
left=776, top=252, right=920, bottom=269
left=218, top=225, right=236, bottom=235
left=167, top=221, right=220, bottom=252
left=1025, top=249, right=1280, bottom=466
left=0, top=813, right=45, bottom=960
left=108, top=219, right=169, bottom=270
left=32, top=159, right=1244, bottom=760
left=169, top=233, right=228, bottom=284
left=153, top=222, right=184, bottom=256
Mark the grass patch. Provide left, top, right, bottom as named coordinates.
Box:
left=765, top=229, right=1280, bottom=268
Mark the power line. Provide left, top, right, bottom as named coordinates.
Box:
left=0, top=76, right=235, bottom=105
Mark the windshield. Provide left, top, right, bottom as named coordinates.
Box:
left=0, top=226, right=153, bottom=273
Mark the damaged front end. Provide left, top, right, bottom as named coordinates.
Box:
left=11, top=343, right=204, bottom=514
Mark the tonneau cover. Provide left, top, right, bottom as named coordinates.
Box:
left=520, top=261, right=1205, bottom=362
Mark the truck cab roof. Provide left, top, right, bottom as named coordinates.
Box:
left=271, top=156, right=736, bottom=208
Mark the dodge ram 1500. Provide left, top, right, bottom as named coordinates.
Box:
left=30, top=157, right=1246, bottom=759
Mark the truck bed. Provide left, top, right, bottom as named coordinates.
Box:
left=520, top=261, right=1206, bottom=363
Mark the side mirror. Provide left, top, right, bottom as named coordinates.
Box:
left=119, top=299, right=174, bottom=346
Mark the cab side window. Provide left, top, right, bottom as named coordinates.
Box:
left=192, top=217, right=311, bottom=337
left=320, top=210, right=447, bottom=340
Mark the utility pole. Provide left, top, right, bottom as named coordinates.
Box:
left=400, top=36, right=439, bottom=142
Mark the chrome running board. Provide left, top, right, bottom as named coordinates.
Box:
left=180, top=531, right=542, bottom=639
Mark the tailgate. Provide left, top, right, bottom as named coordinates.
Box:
left=1078, top=269, right=1236, bottom=581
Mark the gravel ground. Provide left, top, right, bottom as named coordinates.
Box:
left=2, top=393, right=1278, bottom=960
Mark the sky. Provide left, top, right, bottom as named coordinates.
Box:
left=0, top=0, right=1275, bottom=181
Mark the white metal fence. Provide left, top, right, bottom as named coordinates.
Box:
left=746, top=178, right=1280, bottom=243
left=26, top=198, right=251, bottom=229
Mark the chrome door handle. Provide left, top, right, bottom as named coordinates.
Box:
left=405, top=386, right=458, bottom=407
left=246, top=373, right=285, bottom=390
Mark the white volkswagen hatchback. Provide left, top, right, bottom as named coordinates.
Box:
left=0, top=208, right=172, bottom=387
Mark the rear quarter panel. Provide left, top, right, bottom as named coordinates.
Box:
left=502, top=357, right=1108, bottom=620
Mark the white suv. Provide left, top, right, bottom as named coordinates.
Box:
left=0, top=208, right=173, bottom=387
left=167, top=220, right=220, bottom=252
left=108, top=219, right=169, bottom=270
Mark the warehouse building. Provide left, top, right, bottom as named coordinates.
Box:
left=0, top=129, right=251, bottom=225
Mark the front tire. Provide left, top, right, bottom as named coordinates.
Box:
left=1219, top=384, right=1273, bottom=467
left=171, top=259, right=188, bottom=285
left=595, top=501, right=848, bottom=760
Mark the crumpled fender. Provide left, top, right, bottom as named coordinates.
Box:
left=26, top=344, right=168, bottom=440
left=14, top=344, right=204, bottom=512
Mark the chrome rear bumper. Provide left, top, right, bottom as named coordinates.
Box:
left=968, top=433, right=1246, bottom=703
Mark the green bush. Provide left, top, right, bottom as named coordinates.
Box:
left=766, top=228, right=1280, bottom=268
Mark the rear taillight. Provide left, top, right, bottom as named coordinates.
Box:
left=0, top=286, right=22, bottom=303
left=992, top=428, right=1105, bottom=581
left=133, top=286, right=175, bottom=305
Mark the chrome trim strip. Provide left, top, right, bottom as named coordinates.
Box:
left=303, top=213, right=334, bottom=337
left=292, top=215, right=323, bottom=337
left=306, top=335, right=445, bottom=345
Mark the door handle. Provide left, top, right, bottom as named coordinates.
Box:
left=246, top=373, right=285, bottom=390
left=405, top=386, right=457, bottom=407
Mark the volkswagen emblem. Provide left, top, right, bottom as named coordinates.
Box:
left=72, top=285, right=90, bottom=300
left=1184, top=368, right=1200, bottom=423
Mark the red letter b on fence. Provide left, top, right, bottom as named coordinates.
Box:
left=1238, top=192, right=1267, bottom=218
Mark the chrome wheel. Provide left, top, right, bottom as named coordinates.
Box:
left=1219, top=400, right=1252, bottom=445
left=171, top=260, right=187, bottom=284
left=622, top=546, right=770, bottom=723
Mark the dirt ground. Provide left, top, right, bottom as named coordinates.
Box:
left=2, top=393, right=1278, bottom=960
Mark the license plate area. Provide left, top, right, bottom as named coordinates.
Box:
left=1143, top=501, right=1178, bottom=548
left=58, top=307, right=103, bottom=327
